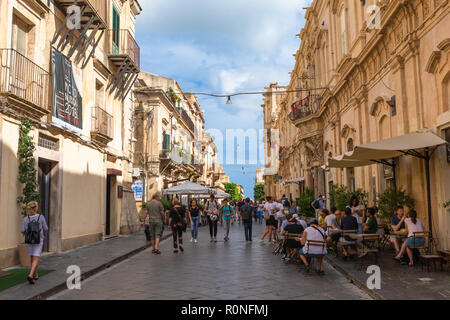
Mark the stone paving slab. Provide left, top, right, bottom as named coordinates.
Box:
left=51, top=223, right=371, bottom=300
left=0, top=229, right=158, bottom=300
left=326, top=250, right=450, bottom=300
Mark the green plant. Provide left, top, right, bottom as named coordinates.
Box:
left=377, top=187, right=415, bottom=222
left=161, top=199, right=172, bottom=211
left=329, top=184, right=368, bottom=211
left=296, top=187, right=315, bottom=217
left=141, top=202, right=147, bottom=210
left=17, top=119, right=40, bottom=216
left=253, top=184, right=265, bottom=201
left=223, top=182, right=240, bottom=202
left=444, top=200, right=450, bottom=211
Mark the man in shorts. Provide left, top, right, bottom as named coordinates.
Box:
left=142, top=193, right=165, bottom=254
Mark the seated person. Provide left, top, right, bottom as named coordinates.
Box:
left=293, top=214, right=308, bottom=230
left=326, top=208, right=341, bottom=245
left=363, top=207, right=378, bottom=234
left=394, top=210, right=425, bottom=266
left=280, top=213, right=293, bottom=232
left=299, top=219, right=327, bottom=274
left=281, top=217, right=304, bottom=259
left=390, top=206, right=407, bottom=254
left=339, top=207, right=358, bottom=258
left=318, top=209, right=329, bottom=230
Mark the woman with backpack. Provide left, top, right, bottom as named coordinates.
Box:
left=220, top=199, right=234, bottom=242
left=168, top=198, right=187, bottom=253
left=20, top=201, right=48, bottom=284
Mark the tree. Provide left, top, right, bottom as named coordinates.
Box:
left=223, top=182, right=240, bottom=202
left=17, top=119, right=40, bottom=216
left=329, top=184, right=368, bottom=211
left=253, top=184, right=265, bottom=201
left=377, top=187, right=415, bottom=222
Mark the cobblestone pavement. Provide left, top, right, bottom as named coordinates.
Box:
left=52, top=222, right=371, bottom=300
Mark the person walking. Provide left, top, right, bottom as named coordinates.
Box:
left=260, top=196, right=277, bottom=242
left=141, top=193, right=165, bottom=255
left=205, top=195, right=219, bottom=242
left=311, top=194, right=325, bottom=219
left=21, top=201, right=48, bottom=284
left=188, top=200, right=201, bottom=243
left=168, top=198, right=187, bottom=253
left=220, top=199, right=234, bottom=241
left=241, top=198, right=255, bottom=242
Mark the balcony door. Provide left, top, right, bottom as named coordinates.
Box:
left=112, top=6, right=120, bottom=54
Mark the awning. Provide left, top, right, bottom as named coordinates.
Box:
left=328, top=130, right=447, bottom=254
left=192, top=190, right=231, bottom=199
left=163, top=181, right=217, bottom=195
left=329, top=130, right=446, bottom=167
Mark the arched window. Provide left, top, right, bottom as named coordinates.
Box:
left=340, top=7, right=347, bottom=55
left=347, top=138, right=354, bottom=152
left=443, top=72, right=450, bottom=113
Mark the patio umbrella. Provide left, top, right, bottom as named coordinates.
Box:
left=163, top=181, right=217, bottom=195
left=192, top=190, right=231, bottom=199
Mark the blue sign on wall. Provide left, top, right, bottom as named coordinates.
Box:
left=132, top=180, right=144, bottom=202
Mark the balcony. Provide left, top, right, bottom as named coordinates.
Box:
left=288, top=94, right=322, bottom=124
left=181, top=110, right=195, bottom=133
left=107, top=29, right=140, bottom=71
left=54, top=0, right=107, bottom=29
left=0, top=48, right=50, bottom=119
left=91, top=106, right=113, bottom=145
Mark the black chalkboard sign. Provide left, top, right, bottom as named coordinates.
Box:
left=51, top=48, right=82, bottom=129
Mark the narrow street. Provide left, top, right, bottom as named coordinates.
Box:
left=52, top=223, right=371, bottom=300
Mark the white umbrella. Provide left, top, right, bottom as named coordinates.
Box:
left=163, top=181, right=217, bottom=195
left=192, top=190, right=230, bottom=199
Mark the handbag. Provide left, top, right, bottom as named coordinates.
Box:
left=144, top=225, right=151, bottom=241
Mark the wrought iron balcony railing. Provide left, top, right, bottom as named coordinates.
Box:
left=0, top=48, right=50, bottom=113
left=54, top=0, right=107, bottom=29
left=107, top=29, right=140, bottom=69
left=288, top=94, right=322, bottom=122
left=91, top=106, right=113, bottom=140
left=181, top=109, right=195, bottom=133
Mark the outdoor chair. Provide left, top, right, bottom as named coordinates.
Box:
left=338, top=229, right=358, bottom=258
left=356, top=234, right=380, bottom=269
left=304, top=240, right=327, bottom=272
left=284, top=232, right=302, bottom=261
left=410, top=231, right=445, bottom=272
left=378, top=224, right=391, bottom=251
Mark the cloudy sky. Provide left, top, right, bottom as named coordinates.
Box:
left=136, top=0, right=311, bottom=198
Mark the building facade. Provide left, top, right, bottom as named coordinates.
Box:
left=0, top=0, right=142, bottom=268
left=263, top=0, right=450, bottom=252
left=133, top=72, right=204, bottom=203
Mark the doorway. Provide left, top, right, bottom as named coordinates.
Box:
left=106, top=175, right=112, bottom=236
left=38, top=159, right=55, bottom=252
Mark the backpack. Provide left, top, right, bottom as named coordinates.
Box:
left=313, top=199, right=321, bottom=209
left=242, top=205, right=253, bottom=222
left=283, top=199, right=290, bottom=207
left=25, top=215, right=41, bottom=245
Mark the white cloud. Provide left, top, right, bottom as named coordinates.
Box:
left=135, top=0, right=311, bottom=196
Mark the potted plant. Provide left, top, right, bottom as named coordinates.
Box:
left=296, top=187, right=316, bottom=218
left=377, top=187, right=415, bottom=224
left=17, top=119, right=40, bottom=267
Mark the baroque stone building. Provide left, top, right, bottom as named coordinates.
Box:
left=263, top=0, right=450, bottom=252
left=0, top=0, right=143, bottom=268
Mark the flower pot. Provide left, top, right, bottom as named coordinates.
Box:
left=18, top=243, right=31, bottom=267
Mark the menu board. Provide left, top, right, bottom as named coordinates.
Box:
left=51, top=48, right=83, bottom=130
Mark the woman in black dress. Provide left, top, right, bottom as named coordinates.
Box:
left=168, top=198, right=187, bottom=253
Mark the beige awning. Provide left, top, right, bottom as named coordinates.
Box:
left=329, top=130, right=446, bottom=168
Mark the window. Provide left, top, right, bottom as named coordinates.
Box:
left=112, top=5, right=120, bottom=54
left=347, top=138, right=354, bottom=152
left=340, top=7, right=347, bottom=55
left=11, top=15, right=29, bottom=56
left=95, top=81, right=105, bottom=108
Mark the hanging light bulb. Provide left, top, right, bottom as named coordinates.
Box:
left=226, top=96, right=232, bottom=105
